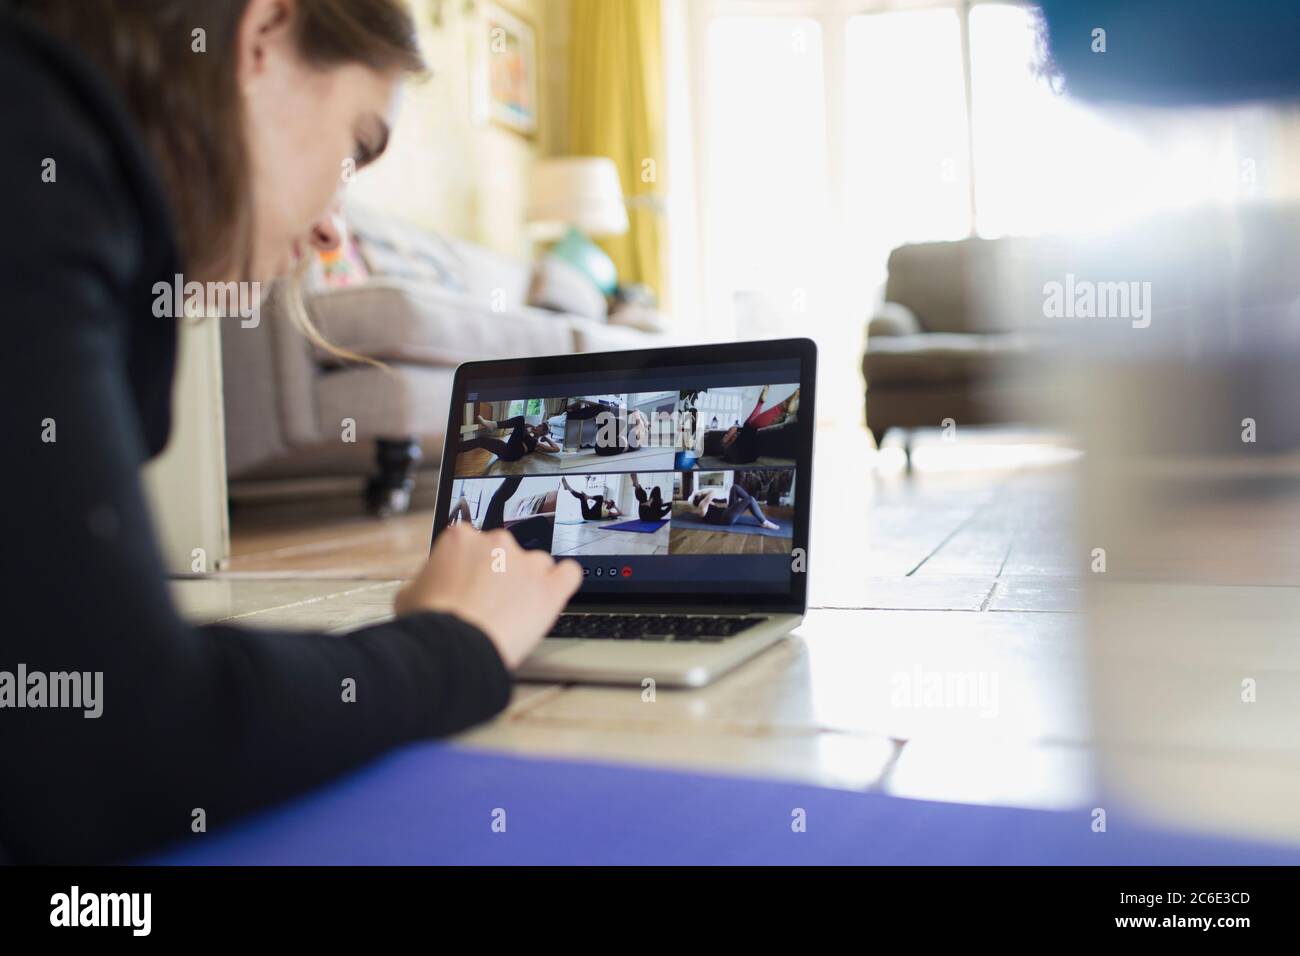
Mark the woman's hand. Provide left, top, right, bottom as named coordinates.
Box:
left=395, top=524, right=582, bottom=668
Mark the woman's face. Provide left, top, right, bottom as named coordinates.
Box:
left=238, top=0, right=403, bottom=280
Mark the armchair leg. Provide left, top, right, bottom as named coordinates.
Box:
left=366, top=437, right=423, bottom=517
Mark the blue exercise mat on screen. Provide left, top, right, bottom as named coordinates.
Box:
left=603, top=518, right=668, bottom=533
left=671, top=511, right=792, bottom=538
left=138, top=743, right=1300, bottom=866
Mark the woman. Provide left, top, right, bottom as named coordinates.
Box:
left=0, top=0, right=579, bottom=864
left=565, top=400, right=650, bottom=456
left=690, top=485, right=782, bottom=531
left=451, top=477, right=554, bottom=551
left=720, top=386, right=801, bottom=464
left=561, top=477, right=623, bottom=521
left=631, top=474, right=671, bottom=522
left=593, top=408, right=650, bottom=456
left=460, top=414, right=561, bottom=464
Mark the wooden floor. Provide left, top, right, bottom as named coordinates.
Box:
left=668, top=502, right=796, bottom=554
left=186, top=425, right=1300, bottom=843
left=208, top=426, right=1090, bottom=809
left=452, top=447, right=495, bottom=477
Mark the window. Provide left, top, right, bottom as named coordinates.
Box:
left=843, top=8, right=971, bottom=272
left=972, top=3, right=1168, bottom=236
left=967, top=3, right=1266, bottom=236
left=703, top=16, right=830, bottom=341
left=506, top=399, right=544, bottom=419
left=681, top=0, right=1277, bottom=424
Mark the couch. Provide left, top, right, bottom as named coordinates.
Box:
left=222, top=204, right=669, bottom=513
left=864, top=207, right=1300, bottom=462
left=862, top=236, right=1058, bottom=459
left=701, top=420, right=800, bottom=463
left=504, top=488, right=558, bottom=526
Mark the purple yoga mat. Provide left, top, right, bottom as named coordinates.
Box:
left=603, top=518, right=669, bottom=533
left=140, top=743, right=1300, bottom=865
left=671, top=510, right=791, bottom=538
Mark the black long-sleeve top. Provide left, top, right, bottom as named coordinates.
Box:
left=0, top=11, right=512, bottom=863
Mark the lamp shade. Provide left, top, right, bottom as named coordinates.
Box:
left=526, top=157, right=630, bottom=240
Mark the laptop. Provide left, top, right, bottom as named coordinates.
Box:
left=432, top=338, right=817, bottom=687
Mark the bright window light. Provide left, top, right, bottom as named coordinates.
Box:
left=704, top=17, right=830, bottom=340
left=690, top=1, right=1270, bottom=428
left=844, top=8, right=972, bottom=272
left=968, top=3, right=1245, bottom=237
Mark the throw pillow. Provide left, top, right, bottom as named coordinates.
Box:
left=316, top=239, right=370, bottom=288
left=551, top=227, right=619, bottom=295
left=528, top=253, right=609, bottom=321
left=348, top=217, right=468, bottom=292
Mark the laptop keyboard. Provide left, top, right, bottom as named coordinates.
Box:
left=546, top=613, right=768, bottom=642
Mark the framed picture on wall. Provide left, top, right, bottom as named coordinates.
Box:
left=483, top=3, right=538, bottom=137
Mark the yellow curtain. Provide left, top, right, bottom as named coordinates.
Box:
left=568, top=0, right=665, bottom=298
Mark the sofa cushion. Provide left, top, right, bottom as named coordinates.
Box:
left=443, top=236, right=534, bottom=310
left=867, top=301, right=923, bottom=338
left=863, top=332, right=1036, bottom=387
left=316, top=239, right=371, bottom=288
left=305, top=279, right=575, bottom=367
left=570, top=315, right=667, bottom=353
left=512, top=489, right=558, bottom=520
left=609, top=304, right=670, bottom=334
left=528, top=254, right=608, bottom=321
left=345, top=207, right=468, bottom=292
left=883, top=237, right=1055, bottom=334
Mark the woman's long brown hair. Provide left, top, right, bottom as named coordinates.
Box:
left=15, top=0, right=426, bottom=282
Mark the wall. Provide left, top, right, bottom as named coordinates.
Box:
left=346, top=0, right=570, bottom=258
left=1270, top=105, right=1300, bottom=201
left=142, top=318, right=230, bottom=573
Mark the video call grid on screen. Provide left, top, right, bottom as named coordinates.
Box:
left=442, top=358, right=805, bottom=594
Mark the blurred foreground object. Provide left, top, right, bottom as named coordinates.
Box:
left=1033, top=0, right=1300, bottom=843
left=1037, top=0, right=1300, bottom=106
left=1064, top=206, right=1300, bottom=843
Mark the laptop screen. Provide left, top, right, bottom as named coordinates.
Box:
left=433, top=339, right=815, bottom=611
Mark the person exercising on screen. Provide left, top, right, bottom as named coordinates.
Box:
left=460, top=413, right=560, bottom=463
left=565, top=400, right=650, bottom=456
left=719, top=385, right=800, bottom=464
left=449, top=476, right=553, bottom=550
left=690, top=484, right=781, bottom=531
left=630, top=473, right=671, bottom=522
left=560, top=477, right=623, bottom=521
